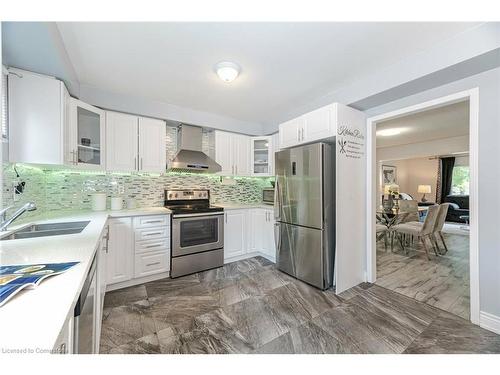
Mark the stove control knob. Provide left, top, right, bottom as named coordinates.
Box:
left=168, top=194, right=172, bottom=199
left=174, top=193, right=178, bottom=198
left=198, top=193, right=202, bottom=197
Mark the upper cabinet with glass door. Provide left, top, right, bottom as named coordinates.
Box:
left=67, top=98, right=106, bottom=170
left=251, top=136, right=272, bottom=176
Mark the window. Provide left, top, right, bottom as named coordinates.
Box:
left=451, top=166, right=470, bottom=195
left=1, top=71, right=7, bottom=140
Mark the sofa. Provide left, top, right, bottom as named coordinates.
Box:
left=443, top=195, right=469, bottom=223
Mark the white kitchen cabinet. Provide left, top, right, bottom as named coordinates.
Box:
left=95, top=226, right=108, bottom=353
left=278, top=103, right=338, bottom=149
left=106, top=215, right=170, bottom=290
left=8, top=68, right=69, bottom=165
left=251, top=136, right=272, bottom=176
left=134, top=251, right=170, bottom=278
left=105, top=111, right=166, bottom=173
left=106, top=217, right=134, bottom=285
left=224, top=209, right=247, bottom=260
left=133, top=215, right=170, bottom=278
left=67, top=98, right=106, bottom=170
left=106, top=112, right=138, bottom=172
left=215, top=131, right=250, bottom=176
left=279, top=117, right=304, bottom=149
left=214, top=130, right=233, bottom=175
left=53, top=316, right=74, bottom=354
left=270, top=132, right=280, bottom=176
left=262, top=208, right=276, bottom=261
left=138, top=117, right=167, bottom=173
left=233, top=134, right=250, bottom=176
left=248, top=208, right=266, bottom=252
left=248, top=208, right=276, bottom=261
left=303, top=104, right=333, bottom=142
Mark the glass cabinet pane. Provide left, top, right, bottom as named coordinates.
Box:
left=253, top=138, right=270, bottom=174
left=77, top=106, right=101, bottom=165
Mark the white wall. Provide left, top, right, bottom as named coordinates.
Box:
left=366, top=66, right=500, bottom=321
left=377, top=158, right=439, bottom=203
left=376, top=135, right=470, bottom=203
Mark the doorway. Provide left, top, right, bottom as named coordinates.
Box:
left=365, top=89, right=479, bottom=324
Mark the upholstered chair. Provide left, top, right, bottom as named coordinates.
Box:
left=392, top=205, right=440, bottom=260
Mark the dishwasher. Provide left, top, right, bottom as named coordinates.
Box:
left=73, top=255, right=97, bottom=354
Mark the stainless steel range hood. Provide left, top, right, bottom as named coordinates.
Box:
left=167, top=124, right=221, bottom=173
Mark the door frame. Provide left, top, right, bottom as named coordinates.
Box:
left=365, top=88, right=480, bottom=324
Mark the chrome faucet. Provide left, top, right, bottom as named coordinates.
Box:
left=0, top=202, right=37, bottom=231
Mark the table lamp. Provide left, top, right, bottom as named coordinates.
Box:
left=418, top=185, right=431, bottom=202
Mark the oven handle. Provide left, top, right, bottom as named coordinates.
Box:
left=173, top=212, right=224, bottom=218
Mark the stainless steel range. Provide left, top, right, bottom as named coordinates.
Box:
left=165, top=189, right=224, bottom=278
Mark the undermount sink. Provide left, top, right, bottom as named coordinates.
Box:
left=1, top=221, right=90, bottom=241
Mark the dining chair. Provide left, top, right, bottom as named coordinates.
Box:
left=392, top=204, right=440, bottom=260
left=432, top=203, right=451, bottom=255
left=398, top=200, right=419, bottom=223
left=376, top=224, right=389, bottom=251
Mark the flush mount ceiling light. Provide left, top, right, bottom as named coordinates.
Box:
left=214, top=61, right=240, bottom=83
left=376, top=128, right=404, bottom=137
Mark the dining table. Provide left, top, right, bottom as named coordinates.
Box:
left=376, top=206, right=429, bottom=229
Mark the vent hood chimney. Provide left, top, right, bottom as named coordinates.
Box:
left=167, top=124, right=221, bottom=173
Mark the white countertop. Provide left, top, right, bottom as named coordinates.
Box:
left=213, top=202, right=274, bottom=210
left=0, top=207, right=170, bottom=353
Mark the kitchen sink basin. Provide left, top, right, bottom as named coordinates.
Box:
left=0, top=221, right=90, bottom=241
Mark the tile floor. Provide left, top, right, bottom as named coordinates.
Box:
left=376, top=231, right=470, bottom=319
left=100, top=256, right=500, bottom=354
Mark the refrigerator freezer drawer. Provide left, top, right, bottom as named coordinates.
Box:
left=276, top=222, right=332, bottom=289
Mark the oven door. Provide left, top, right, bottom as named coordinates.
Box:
left=172, top=212, right=224, bottom=257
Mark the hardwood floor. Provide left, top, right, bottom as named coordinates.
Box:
left=100, top=256, right=500, bottom=354
left=376, top=231, right=470, bottom=320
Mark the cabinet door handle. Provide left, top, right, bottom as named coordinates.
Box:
left=225, top=213, right=227, bottom=223
left=144, top=231, right=162, bottom=236
left=144, top=220, right=163, bottom=224
left=301, top=128, right=305, bottom=141
left=297, top=128, right=300, bottom=142
left=140, top=157, right=143, bottom=170
left=146, top=261, right=161, bottom=267
left=145, top=243, right=163, bottom=249
left=134, top=157, right=137, bottom=170
left=235, top=165, right=238, bottom=175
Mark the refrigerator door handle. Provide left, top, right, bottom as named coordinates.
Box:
left=274, top=222, right=281, bottom=256
left=274, top=179, right=281, bottom=221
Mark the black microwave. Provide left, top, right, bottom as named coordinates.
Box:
left=262, top=188, right=275, bottom=205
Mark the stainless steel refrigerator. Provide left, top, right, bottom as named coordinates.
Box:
left=274, top=142, right=335, bottom=290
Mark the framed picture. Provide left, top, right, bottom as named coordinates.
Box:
left=382, top=165, right=397, bottom=185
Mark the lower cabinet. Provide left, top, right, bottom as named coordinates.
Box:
left=106, top=217, right=134, bottom=285
left=53, top=316, right=73, bottom=354
left=106, top=215, right=171, bottom=289
left=95, top=226, right=109, bottom=353
left=224, top=208, right=276, bottom=263
left=261, top=209, right=277, bottom=261
left=224, top=210, right=247, bottom=260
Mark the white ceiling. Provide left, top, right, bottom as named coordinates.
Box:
left=56, top=22, right=479, bottom=127
left=376, top=100, right=469, bottom=148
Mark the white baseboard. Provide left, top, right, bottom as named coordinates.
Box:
left=480, top=311, right=500, bottom=334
